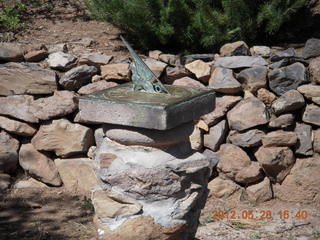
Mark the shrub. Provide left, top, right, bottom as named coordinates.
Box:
left=85, top=0, right=307, bottom=53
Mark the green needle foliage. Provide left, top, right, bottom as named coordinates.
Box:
left=85, top=0, right=307, bottom=52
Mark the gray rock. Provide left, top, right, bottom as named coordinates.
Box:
left=295, top=123, right=313, bottom=156
left=214, top=56, right=268, bottom=69
left=269, top=58, right=290, bottom=69
left=203, top=120, right=228, bottom=151
left=245, top=177, right=272, bottom=203
left=302, top=104, right=320, bottom=126
left=159, top=54, right=180, bottom=66
left=164, top=66, right=190, bottom=84
left=237, top=66, right=267, bottom=93
left=268, top=114, right=295, bottom=128
left=181, top=54, right=214, bottom=65
left=314, top=130, right=320, bottom=153
left=270, top=48, right=296, bottom=62
left=208, top=67, right=242, bottom=94
left=272, top=90, right=305, bottom=115
left=308, top=56, right=320, bottom=84
left=228, top=129, right=265, bottom=148
left=78, top=81, right=118, bottom=95
left=47, top=51, right=77, bottom=71
left=219, top=41, right=249, bottom=56
left=297, top=84, right=320, bottom=104
left=59, top=65, right=98, bottom=91
left=268, top=62, right=308, bottom=95
left=302, top=38, right=320, bottom=59
left=0, top=43, right=24, bottom=62
left=78, top=53, right=113, bottom=68
left=0, top=116, right=37, bottom=136
left=0, top=130, right=19, bottom=173
left=0, top=173, right=11, bottom=191
left=262, top=130, right=297, bottom=147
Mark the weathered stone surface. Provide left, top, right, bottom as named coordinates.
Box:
left=208, top=67, right=242, bottom=94
left=270, top=48, right=296, bottom=62
left=13, top=178, right=48, bottom=189
left=295, top=123, right=313, bottom=156
left=297, top=84, right=320, bottom=102
left=235, top=162, right=264, bottom=184
left=0, top=131, right=19, bottom=173
left=214, top=56, right=268, bottom=69
left=47, top=43, right=68, bottom=53
left=201, top=96, right=242, bottom=126
left=59, top=65, right=98, bottom=91
left=227, top=97, right=269, bottom=131
left=228, top=129, right=265, bottom=148
left=32, top=119, right=94, bottom=157
left=250, top=46, right=271, bottom=57
left=144, top=58, right=168, bottom=78
left=185, top=60, right=211, bottom=83
left=268, top=63, right=308, bottom=95
left=268, top=114, right=295, bottom=128
left=269, top=58, right=290, bottom=69
left=302, top=104, right=320, bottom=126
left=254, top=146, right=295, bottom=183
left=24, top=49, right=48, bottom=62
left=220, top=41, right=249, bottom=56
left=19, top=144, right=61, bottom=186
left=262, top=130, right=297, bottom=147
left=302, top=38, right=320, bottom=59
left=101, top=63, right=130, bottom=80
left=274, top=156, right=320, bottom=203
left=204, top=120, right=228, bottom=151
left=208, top=177, right=240, bottom=198
left=55, top=158, right=97, bottom=193
left=0, top=43, right=24, bottom=62
left=0, top=173, right=11, bottom=191
left=78, top=53, right=113, bottom=68
left=181, top=54, right=214, bottom=65
left=91, top=74, right=103, bottom=83
left=257, top=88, right=277, bottom=106
left=237, top=66, right=267, bottom=93
left=0, top=62, right=57, bottom=95
left=47, top=51, right=77, bottom=71
left=149, top=50, right=162, bottom=60
left=189, top=125, right=203, bottom=151
left=173, top=77, right=205, bottom=88
left=314, top=130, right=320, bottom=153
left=309, top=56, right=320, bottom=84
left=159, top=53, right=180, bottom=66
left=164, top=66, right=190, bottom=84
left=217, top=144, right=251, bottom=180
left=0, top=116, right=36, bottom=136
left=78, top=81, right=118, bottom=95
left=272, top=90, right=305, bottom=115
left=32, top=91, right=78, bottom=120
left=245, top=178, right=272, bottom=203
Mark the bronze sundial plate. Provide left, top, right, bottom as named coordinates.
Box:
left=79, top=83, right=215, bottom=130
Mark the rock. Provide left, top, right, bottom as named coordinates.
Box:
left=314, top=130, right=320, bottom=153
left=257, top=88, right=277, bottom=106
left=269, top=62, right=308, bottom=95
left=79, top=37, right=95, bottom=47
left=78, top=81, right=118, bottom=95
left=214, top=56, right=268, bottom=69
left=208, top=177, right=240, bottom=198
left=302, top=38, right=320, bottom=59
left=268, top=114, right=295, bottom=128
left=55, top=158, right=97, bottom=194
left=101, top=63, right=130, bottom=80
left=181, top=54, right=214, bottom=65
left=59, top=65, right=98, bottom=91
left=0, top=95, right=38, bottom=123
left=235, top=162, right=264, bottom=185
left=159, top=54, right=180, bottom=66
left=295, top=123, right=313, bottom=156
left=189, top=125, right=203, bottom=151
left=201, top=95, right=242, bottom=126
left=91, top=75, right=103, bottom=83
left=87, top=146, right=96, bottom=159
left=274, top=156, right=320, bottom=203
left=217, top=144, right=251, bottom=180
left=308, top=56, right=320, bottom=84
left=270, top=48, right=296, bottom=62
left=0, top=174, right=11, bottom=191
left=227, top=97, right=269, bottom=131
left=228, top=129, right=265, bottom=148
left=254, top=146, right=295, bottom=183
left=149, top=50, right=162, bottom=60
left=203, top=120, right=228, bottom=152
left=173, top=77, right=205, bottom=88
left=0, top=62, right=57, bottom=96
left=269, top=58, right=291, bottom=69
left=208, top=67, right=242, bottom=94
left=0, top=43, right=24, bottom=62
left=271, top=90, right=305, bottom=115
left=19, top=144, right=61, bottom=186
left=219, top=41, right=249, bottom=56
left=13, top=178, right=48, bottom=189
left=144, top=58, right=168, bottom=78
left=0, top=116, right=36, bottom=136
left=202, top=149, right=219, bottom=169
left=297, top=84, right=320, bottom=104
left=250, top=46, right=271, bottom=57
left=32, top=91, right=78, bottom=120
left=0, top=131, right=18, bottom=172
left=237, top=66, right=267, bottom=93
left=164, top=66, right=190, bottom=84
left=302, top=104, right=320, bottom=126
left=24, top=49, right=48, bottom=62
left=196, top=120, right=209, bottom=132
left=245, top=178, right=272, bottom=203
left=47, top=51, right=77, bottom=71
left=78, top=53, right=113, bottom=68
left=47, top=43, right=68, bottom=53
left=185, top=60, right=211, bottom=83
left=262, top=130, right=297, bottom=147
left=32, top=119, right=94, bottom=157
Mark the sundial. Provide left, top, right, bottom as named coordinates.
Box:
left=79, top=36, right=215, bottom=130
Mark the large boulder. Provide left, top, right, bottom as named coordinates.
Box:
left=0, top=116, right=36, bottom=136
left=0, top=131, right=19, bottom=173
left=208, top=67, right=242, bottom=94
left=271, top=90, right=305, bottom=115
left=214, top=56, right=267, bottom=69
left=219, top=41, right=249, bottom=56
left=237, top=66, right=267, bottom=93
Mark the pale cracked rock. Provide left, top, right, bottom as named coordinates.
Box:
left=0, top=62, right=57, bottom=96
left=257, top=88, right=277, bottom=106
left=78, top=53, right=113, bottom=68
left=208, top=67, right=242, bottom=94
left=217, top=144, right=251, bottom=181
left=245, top=177, right=272, bottom=203
left=235, top=162, right=264, bottom=185
left=32, top=119, right=94, bottom=157
left=314, top=130, right=320, bottom=153
left=101, top=63, right=130, bottom=80
left=308, top=57, right=320, bottom=84
left=144, top=58, right=168, bottom=78
left=302, top=104, right=320, bottom=126
left=227, top=97, right=269, bottom=131
left=214, top=56, right=268, bottom=69
left=47, top=51, right=77, bottom=71
left=302, top=38, right=320, bottom=59
left=220, top=41, right=249, bottom=56
left=203, top=120, right=228, bottom=151
left=268, top=114, right=295, bottom=128
left=208, top=177, right=240, bottom=198
left=78, top=81, right=118, bottom=95
left=185, top=60, right=211, bottom=83
left=59, top=65, right=98, bottom=91
left=189, top=125, right=203, bottom=151
left=295, top=123, right=313, bottom=156
left=250, top=46, right=271, bottom=57
left=297, top=84, right=320, bottom=104
left=237, top=66, right=267, bottom=93
left=164, top=66, right=190, bottom=84
left=0, top=130, right=19, bottom=173
left=228, top=129, right=265, bottom=148
left=201, top=95, right=242, bottom=126
left=254, top=146, right=295, bottom=183
left=271, top=90, right=305, bottom=115
left=0, top=173, right=11, bottom=191
left=0, top=116, right=36, bottom=136
left=173, top=77, right=206, bottom=88
left=55, top=158, right=97, bottom=194
left=262, top=130, right=297, bottom=147
left=19, top=144, right=61, bottom=186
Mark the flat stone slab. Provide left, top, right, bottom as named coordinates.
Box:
left=79, top=83, right=215, bottom=130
